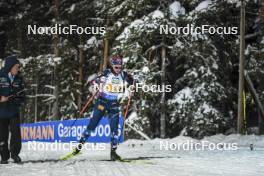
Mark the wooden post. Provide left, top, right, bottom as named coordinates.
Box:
left=160, top=43, right=166, bottom=138
left=101, top=18, right=109, bottom=72
left=53, top=0, right=60, bottom=57
left=52, top=0, right=60, bottom=120
left=237, top=0, right=246, bottom=133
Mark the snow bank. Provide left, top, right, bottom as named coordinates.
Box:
left=4, top=135, right=263, bottom=176
left=124, top=134, right=264, bottom=148
left=203, top=134, right=264, bottom=147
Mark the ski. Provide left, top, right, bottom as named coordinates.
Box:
left=61, top=150, right=82, bottom=161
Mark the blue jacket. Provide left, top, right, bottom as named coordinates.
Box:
left=95, top=68, right=134, bottom=85
left=94, top=68, right=135, bottom=100
left=0, top=56, right=25, bottom=119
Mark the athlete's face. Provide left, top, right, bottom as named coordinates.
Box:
left=112, top=64, right=122, bottom=74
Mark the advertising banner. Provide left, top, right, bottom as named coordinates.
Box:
left=20, top=117, right=124, bottom=143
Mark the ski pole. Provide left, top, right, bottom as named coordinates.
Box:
left=124, top=80, right=135, bottom=119
left=78, top=73, right=104, bottom=116
left=62, top=89, right=99, bottom=137
left=79, top=75, right=103, bottom=116
left=124, top=95, right=132, bottom=119
left=62, top=74, right=103, bottom=138
left=122, top=80, right=135, bottom=141
left=80, top=89, right=99, bottom=116
left=122, top=93, right=132, bottom=140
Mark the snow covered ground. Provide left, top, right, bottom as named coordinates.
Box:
left=1, top=134, right=264, bottom=176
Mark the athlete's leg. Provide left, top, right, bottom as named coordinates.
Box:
left=73, top=99, right=107, bottom=154
left=81, top=99, right=106, bottom=141
left=108, top=102, right=122, bottom=160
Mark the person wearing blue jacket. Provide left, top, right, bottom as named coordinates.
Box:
left=0, top=56, right=25, bottom=164
left=71, top=55, right=135, bottom=161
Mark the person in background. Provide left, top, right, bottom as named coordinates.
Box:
left=0, top=56, right=25, bottom=164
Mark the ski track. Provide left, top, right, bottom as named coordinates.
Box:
left=1, top=140, right=264, bottom=176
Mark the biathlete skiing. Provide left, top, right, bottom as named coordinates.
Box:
left=68, top=55, right=135, bottom=161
